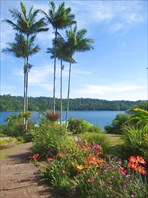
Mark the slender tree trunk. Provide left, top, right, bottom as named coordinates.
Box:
left=66, top=62, right=72, bottom=129
left=25, top=66, right=28, bottom=131
left=24, top=35, right=29, bottom=131
left=60, top=59, right=63, bottom=126
left=53, top=28, right=57, bottom=114
left=24, top=59, right=28, bottom=130
left=23, top=59, right=26, bottom=127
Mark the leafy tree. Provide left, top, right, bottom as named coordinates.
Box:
left=134, top=101, right=148, bottom=111
left=3, top=1, right=48, bottom=129
left=42, top=1, right=76, bottom=113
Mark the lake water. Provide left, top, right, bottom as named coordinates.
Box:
left=0, top=111, right=124, bottom=129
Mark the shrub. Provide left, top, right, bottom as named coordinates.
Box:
left=0, top=137, right=18, bottom=149
left=74, top=156, right=147, bottom=198
left=43, top=140, right=147, bottom=197
left=126, top=108, right=148, bottom=127
left=88, top=125, right=101, bottom=133
left=78, top=133, right=109, bottom=154
left=121, top=125, right=148, bottom=160
left=68, top=118, right=101, bottom=134
left=105, top=113, right=128, bottom=134
left=2, top=113, right=34, bottom=139
left=46, top=110, right=61, bottom=122
left=31, top=120, right=67, bottom=159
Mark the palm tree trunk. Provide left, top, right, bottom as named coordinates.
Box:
left=53, top=28, right=57, bottom=114
left=66, top=62, right=72, bottom=129
left=60, top=59, right=63, bottom=126
left=25, top=66, right=28, bottom=131
left=24, top=35, right=29, bottom=131
left=24, top=58, right=28, bottom=130
left=23, top=60, right=26, bottom=127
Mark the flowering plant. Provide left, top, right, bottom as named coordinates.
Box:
left=29, top=153, right=40, bottom=164
left=75, top=156, right=147, bottom=197
left=128, top=156, right=147, bottom=175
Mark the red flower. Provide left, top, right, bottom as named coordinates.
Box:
left=32, top=153, right=39, bottom=159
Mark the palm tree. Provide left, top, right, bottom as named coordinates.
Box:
left=47, top=36, right=75, bottom=125
left=65, top=26, right=94, bottom=127
left=3, top=33, right=40, bottom=129
left=41, top=1, right=76, bottom=113
left=4, top=1, right=48, bottom=129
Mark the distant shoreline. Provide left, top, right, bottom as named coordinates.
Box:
left=1, top=95, right=145, bottom=112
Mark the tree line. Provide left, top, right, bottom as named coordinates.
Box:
left=1, top=95, right=146, bottom=112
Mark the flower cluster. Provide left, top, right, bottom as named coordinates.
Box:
left=85, top=155, right=104, bottom=168
left=30, top=153, right=40, bottom=159
left=128, top=156, right=147, bottom=175
left=88, top=144, right=102, bottom=155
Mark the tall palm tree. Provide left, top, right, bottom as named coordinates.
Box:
left=3, top=33, right=40, bottom=129
left=4, top=1, right=48, bottom=129
left=65, top=26, right=94, bottom=127
left=47, top=36, right=75, bottom=125
left=41, top=1, right=76, bottom=113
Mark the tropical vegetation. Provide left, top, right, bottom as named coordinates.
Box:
left=1, top=1, right=148, bottom=197
left=3, top=1, right=48, bottom=130
left=0, top=95, right=145, bottom=111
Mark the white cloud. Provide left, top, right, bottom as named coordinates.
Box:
left=66, top=1, right=146, bottom=33
left=72, top=84, right=146, bottom=100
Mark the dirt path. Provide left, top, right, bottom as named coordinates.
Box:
left=0, top=142, right=52, bottom=198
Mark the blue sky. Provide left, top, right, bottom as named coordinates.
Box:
left=1, top=0, right=148, bottom=101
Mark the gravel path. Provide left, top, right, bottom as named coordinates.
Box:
left=0, top=142, right=52, bottom=198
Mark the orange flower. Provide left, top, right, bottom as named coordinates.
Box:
left=136, top=156, right=146, bottom=164
left=87, top=178, right=91, bottom=183
left=128, top=156, right=137, bottom=163
left=139, top=166, right=146, bottom=175
left=47, top=157, right=54, bottom=162
left=128, top=156, right=147, bottom=175
left=48, top=125, right=50, bottom=128
left=57, top=153, right=65, bottom=158
left=98, top=158, right=104, bottom=163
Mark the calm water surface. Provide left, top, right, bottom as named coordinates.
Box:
left=0, top=111, right=125, bottom=129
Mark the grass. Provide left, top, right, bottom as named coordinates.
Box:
left=0, top=137, right=18, bottom=159
left=103, top=134, right=123, bottom=146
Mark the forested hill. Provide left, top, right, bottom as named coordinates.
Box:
left=1, top=95, right=146, bottom=112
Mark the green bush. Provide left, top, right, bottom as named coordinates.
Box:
left=141, top=133, right=148, bottom=162
left=105, top=113, right=128, bottom=134
left=1, top=113, right=34, bottom=142
left=31, top=121, right=67, bottom=158
left=88, top=125, right=101, bottom=133
left=79, top=132, right=109, bottom=154
left=68, top=118, right=101, bottom=134
left=121, top=124, right=148, bottom=160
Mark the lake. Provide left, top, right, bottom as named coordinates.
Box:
left=0, top=111, right=125, bottom=129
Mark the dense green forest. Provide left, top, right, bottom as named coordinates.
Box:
left=0, top=95, right=146, bottom=111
